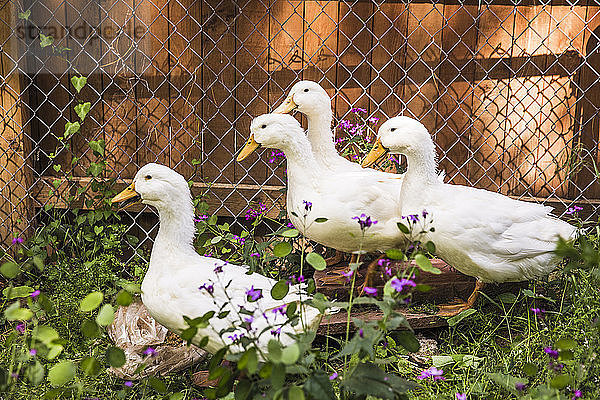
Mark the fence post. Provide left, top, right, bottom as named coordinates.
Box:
left=0, top=1, right=34, bottom=248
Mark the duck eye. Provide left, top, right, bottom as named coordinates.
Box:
left=261, top=124, right=266, bottom=129
left=145, top=175, right=152, bottom=180
left=390, top=128, right=397, bottom=132
left=303, top=88, right=309, bottom=92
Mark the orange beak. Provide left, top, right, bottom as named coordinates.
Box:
left=361, top=138, right=388, bottom=168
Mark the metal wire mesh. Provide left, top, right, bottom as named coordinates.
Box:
left=2, top=0, right=600, bottom=261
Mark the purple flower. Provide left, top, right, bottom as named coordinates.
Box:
left=402, top=214, right=420, bottom=223
left=272, top=305, right=287, bottom=316
left=16, top=323, right=25, bottom=334
left=124, top=381, right=133, bottom=387
left=329, top=372, right=338, bottom=380
left=531, top=307, right=545, bottom=315
left=297, top=275, right=305, bottom=283
left=267, top=150, right=285, bottom=164
left=198, top=283, right=214, bottom=295
left=143, top=347, right=157, bottom=357
left=377, top=258, right=390, bottom=267
left=228, top=333, right=244, bottom=343
left=351, top=107, right=367, bottom=114
left=544, top=347, right=559, bottom=359
left=338, top=120, right=353, bottom=130
left=246, top=286, right=263, bottom=301
left=30, top=290, right=41, bottom=298
left=456, top=394, right=467, bottom=400
left=29, top=349, right=37, bottom=356
left=363, top=286, right=377, bottom=296
left=303, top=200, right=312, bottom=212
left=352, top=213, right=378, bottom=231
left=358, top=328, right=364, bottom=338
left=549, top=361, right=564, bottom=372
left=244, top=316, right=254, bottom=324
left=515, top=382, right=527, bottom=391
left=270, top=327, right=282, bottom=336
left=417, top=366, right=445, bottom=381
left=250, top=252, right=260, bottom=258
left=214, top=264, right=224, bottom=273
left=286, top=222, right=294, bottom=228
left=572, top=390, right=582, bottom=399
left=566, top=205, right=583, bottom=215
left=390, top=277, right=416, bottom=293
left=12, top=237, right=23, bottom=245
left=10, top=372, right=18, bottom=379
left=194, top=215, right=208, bottom=222
left=422, top=209, right=429, bottom=218
left=245, top=202, right=267, bottom=220
left=368, top=116, right=379, bottom=124
left=335, top=137, right=347, bottom=144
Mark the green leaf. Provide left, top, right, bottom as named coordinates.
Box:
left=306, top=252, right=326, bottom=271
left=32, top=326, right=59, bottom=345
left=391, top=330, right=420, bottom=353
left=431, top=355, right=455, bottom=368
left=424, top=241, right=436, bottom=254
left=80, top=356, right=101, bottom=376
left=80, top=319, right=100, bottom=338
left=397, top=222, right=410, bottom=234
left=271, top=280, right=289, bottom=300
left=549, top=374, right=572, bottom=389
left=18, top=9, right=31, bottom=20
left=523, top=362, right=538, bottom=377
left=70, top=76, right=87, bottom=93
left=95, top=304, right=115, bottom=326
left=281, top=229, right=300, bottom=238
left=47, top=361, right=75, bottom=387
left=210, top=235, right=223, bottom=244
left=415, top=254, right=440, bottom=274
left=74, top=102, right=91, bottom=121
left=273, top=242, right=292, bottom=258
left=235, top=379, right=252, bottom=400
left=26, top=361, right=45, bottom=385
left=341, top=362, right=417, bottom=399
left=39, top=34, right=54, bottom=48
left=148, top=376, right=167, bottom=393
left=88, top=139, right=105, bottom=157
left=116, top=290, right=133, bottom=306
left=555, top=338, right=577, bottom=351
left=288, top=386, right=305, bottom=400
left=106, top=346, right=126, bottom=367
left=314, top=217, right=328, bottom=223
left=79, top=292, right=103, bottom=312
left=281, top=343, right=300, bottom=365
left=303, top=371, right=336, bottom=400
left=486, top=372, right=525, bottom=395
left=64, top=121, right=80, bottom=138
left=238, top=348, right=258, bottom=375
left=1, top=262, right=20, bottom=279
left=3, top=285, right=34, bottom=299
left=180, top=326, right=197, bottom=344
left=385, top=249, right=404, bottom=260
left=170, top=393, right=185, bottom=400
left=497, top=292, right=517, bottom=304
left=4, top=302, right=33, bottom=321
left=446, top=308, right=477, bottom=327
left=268, top=340, right=282, bottom=363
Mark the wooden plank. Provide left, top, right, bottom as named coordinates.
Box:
left=369, top=2, right=409, bottom=120
left=468, top=4, right=515, bottom=193
left=0, top=1, right=34, bottom=245
left=532, top=4, right=587, bottom=198
left=503, top=4, right=552, bottom=196
left=65, top=0, right=104, bottom=178
left=302, top=0, right=338, bottom=84
left=201, top=0, right=237, bottom=184
left=233, top=0, right=270, bottom=185
left=573, top=3, right=600, bottom=198
left=266, top=0, right=303, bottom=186
left=335, top=2, right=374, bottom=119
left=168, top=0, right=203, bottom=179
left=100, top=0, right=138, bottom=179
left=135, top=0, right=171, bottom=168
left=434, top=4, right=479, bottom=185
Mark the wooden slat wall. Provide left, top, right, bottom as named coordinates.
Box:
left=24, top=0, right=600, bottom=216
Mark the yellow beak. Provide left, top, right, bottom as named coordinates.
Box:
left=111, top=183, right=139, bottom=204
left=362, top=139, right=388, bottom=168
left=272, top=95, right=297, bottom=114
left=237, top=134, right=260, bottom=162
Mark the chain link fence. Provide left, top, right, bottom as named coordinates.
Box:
left=2, top=0, right=600, bottom=261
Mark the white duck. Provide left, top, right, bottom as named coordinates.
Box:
left=237, top=114, right=406, bottom=259
left=362, top=116, right=577, bottom=316
left=111, top=163, right=322, bottom=356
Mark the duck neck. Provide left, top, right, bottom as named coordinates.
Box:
left=152, top=197, right=197, bottom=261
left=279, top=135, right=322, bottom=189
left=306, top=108, right=339, bottom=166
left=400, top=147, right=440, bottom=206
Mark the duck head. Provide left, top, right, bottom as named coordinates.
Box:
left=362, top=116, right=434, bottom=167
left=237, top=114, right=304, bottom=161
left=111, top=163, right=192, bottom=213
left=272, top=80, right=331, bottom=116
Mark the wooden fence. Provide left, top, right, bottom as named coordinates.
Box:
left=2, top=0, right=600, bottom=246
